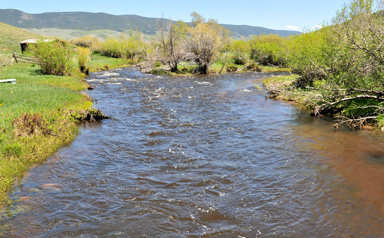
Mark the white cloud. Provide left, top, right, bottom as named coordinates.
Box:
left=286, top=25, right=301, bottom=31
left=312, top=25, right=323, bottom=31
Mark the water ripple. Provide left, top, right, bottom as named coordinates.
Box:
left=2, top=69, right=384, bottom=237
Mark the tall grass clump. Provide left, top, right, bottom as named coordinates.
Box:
left=30, top=40, right=75, bottom=76
left=77, top=46, right=92, bottom=73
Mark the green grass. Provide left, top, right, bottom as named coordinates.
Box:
left=88, top=54, right=131, bottom=72
left=26, top=28, right=155, bottom=41
left=263, top=74, right=298, bottom=86
left=263, top=74, right=314, bottom=105
left=0, top=22, right=41, bottom=55
left=0, top=22, right=131, bottom=208
left=26, top=28, right=123, bottom=40
left=261, top=66, right=291, bottom=73
left=0, top=22, right=42, bottom=72
left=0, top=63, right=89, bottom=91
left=0, top=62, right=92, bottom=207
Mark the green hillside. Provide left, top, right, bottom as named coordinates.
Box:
left=0, top=21, right=41, bottom=54
left=0, top=9, right=301, bottom=38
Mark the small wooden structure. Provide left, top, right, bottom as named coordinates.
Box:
left=20, top=39, right=56, bottom=53
left=20, top=39, right=38, bottom=53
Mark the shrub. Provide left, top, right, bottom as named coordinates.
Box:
left=151, top=68, right=167, bottom=75
left=249, top=34, right=287, bottom=66
left=3, top=143, right=22, bottom=157
left=30, top=40, right=75, bottom=76
left=93, top=31, right=147, bottom=60
left=71, top=36, right=99, bottom=48
left=233, top=53, right=247, bottom=65
left=226, top=64, right=238, bottom=72
left=228, top=40, right=251, bottom=55
left=285, top=29, right=332, bottom=87
left=77, top=47, right=92, bottom=72
left=246, top=62, right=262, bottom=72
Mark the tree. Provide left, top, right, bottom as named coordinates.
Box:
left=155, top=19, right=187, bottom=72
left=330, top=0, right=384, bottom=89
left=184, top=12, right=225, bottom=74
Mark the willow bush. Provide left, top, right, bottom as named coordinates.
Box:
left=249, top=34, right=287, bottom=67
left=93, top=31, right=147, bottom=60
left=77, top=46, right=92, bottom=73
left=30, top=40, right=75, bottom=76
left=71, top=36, right=99, bottom=48
left=284, top=29, right=333, bottom=87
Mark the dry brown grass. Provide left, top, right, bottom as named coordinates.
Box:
left=12, top=113, right=53, bottom=137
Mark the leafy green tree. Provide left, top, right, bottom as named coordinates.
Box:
left=184, top=12, right=226, bottom=74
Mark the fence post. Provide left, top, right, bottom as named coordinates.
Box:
left=13, top=52, right=18, bottom=63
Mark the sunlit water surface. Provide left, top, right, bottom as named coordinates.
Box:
left=2, top=68, right=384, bottom=237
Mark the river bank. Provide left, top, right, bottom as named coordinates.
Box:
left=263, top=74, right=384, bottom=131
left=0, top=56, right=128, bottom=207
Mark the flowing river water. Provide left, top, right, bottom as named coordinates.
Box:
left=2, top=68, right=384, bottom=237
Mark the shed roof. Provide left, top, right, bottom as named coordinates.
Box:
left=20, top=39, right=54, bottom=44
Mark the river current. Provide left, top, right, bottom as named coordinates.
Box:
left=2, top=68, right=384, bottom=237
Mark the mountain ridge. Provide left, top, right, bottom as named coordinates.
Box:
left=0, top=9, right=301, bottom=37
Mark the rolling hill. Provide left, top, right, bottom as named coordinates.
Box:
left=0, top=21, right=41, bottom=53
left=0, top=9, right=301, bottom=38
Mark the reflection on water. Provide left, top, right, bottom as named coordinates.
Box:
left=294, top=121, right=384, bottom=213
left=1, top=68, right=384, bottom=237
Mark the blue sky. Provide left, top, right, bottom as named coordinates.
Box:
left=1, top=0, right=346, bottom=31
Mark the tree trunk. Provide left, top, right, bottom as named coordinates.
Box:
left=198, top=64, right=208, bottom=74
left=170, top=63, right=178, bottom=72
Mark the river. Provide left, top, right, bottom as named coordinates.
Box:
left=2, top=68, right=384, bottom=237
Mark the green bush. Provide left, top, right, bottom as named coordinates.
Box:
left=77, top=47, right=92, bottom=72
left=71, top=36, right=99, bottom=48
left=246, top=62, right=262, bottom=72
left=284, top=29, right=332, bottom=87
left=249, top=34, right=287, bottom=67
left=30, top=40, right=75, bottom=76
left=3, top=143, right=22, bottom=157
left=93, top=31, right=147, bottom=60
left=233, top=53, right=247, bottom=65
left=151, top=68, right=167, bottom=75
left=226, top=64, right=238, bottom=72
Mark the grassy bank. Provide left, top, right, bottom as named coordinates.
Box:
left=263, top=74, right=384, bottom=131
left=0, top=62, right=93, bottom=206
left=263, top=75, right=308, bottom=105
left=87, top=54, right=130, bottom=72
left=0, top=20, right=134, bottom=207
left=0, top=54, right=130, bottom=207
